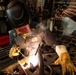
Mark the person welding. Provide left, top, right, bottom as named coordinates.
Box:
left=6, top=0, right=76, bottom=75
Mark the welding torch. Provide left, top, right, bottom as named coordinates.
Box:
left=35, top=44, right=41, bottom=55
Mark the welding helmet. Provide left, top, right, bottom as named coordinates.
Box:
left=6, top=0, right=30, bottom=28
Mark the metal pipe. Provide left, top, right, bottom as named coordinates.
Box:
left=64, top=8, right=76, bottom=12
left=69, top=2, right=76, bottom=4
left=38, top=49, right=45, bottom=75
left=68, top=6, right=76, bottom=9
left=63, top=10, right=76, bottom=16
left=62, top=12, right=72, bottom=18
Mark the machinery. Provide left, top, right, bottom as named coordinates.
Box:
left=0, top=0, right=11, bottom=63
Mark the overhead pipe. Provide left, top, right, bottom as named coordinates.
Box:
left=63, top=9, right=76, bottom=16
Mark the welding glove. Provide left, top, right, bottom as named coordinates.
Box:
left=9, top=44, right=20, bottom=58
left=54, top=45, right=76, bottom=75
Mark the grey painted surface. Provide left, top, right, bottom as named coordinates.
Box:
left=62, top=17, right=76, bottom=35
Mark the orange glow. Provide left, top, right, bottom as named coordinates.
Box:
left=28, top=54, right=39, bottom=67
